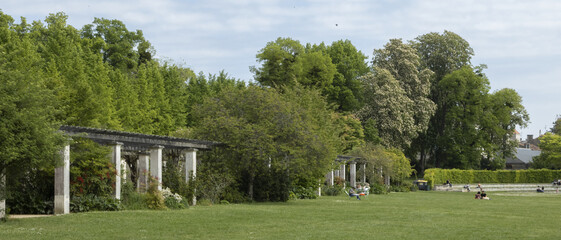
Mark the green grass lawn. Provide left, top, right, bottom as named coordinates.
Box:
left=2, top=191, right=561, bottom=239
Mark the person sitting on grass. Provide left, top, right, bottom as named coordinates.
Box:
left=481, top=191, right=490, bottom=200
left=537, top=186, right=544, bottom=193
left=475, top=191, right=481, bottom=199
left=349, top=187, right=361, bottom=200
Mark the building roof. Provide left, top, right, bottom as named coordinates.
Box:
left=59, top=125, right=220, bottom=151
left=506, top=147, right=541, bottom=164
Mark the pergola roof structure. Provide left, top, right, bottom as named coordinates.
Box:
left=59, top=125, right=219, bottom=152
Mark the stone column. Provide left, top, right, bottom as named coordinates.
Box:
left=185, top=148, right=197, bottom=205
left=137, top=153, right=150, bottom=192
left=328, top=171, right=334, bottom=186
left=334, top=169, right=340, bottom=179
left=340, top=164, right=346, bottom=187
left=55, top=144, right=70, bottom=215
left=110, top=142, right=123, bottom=199
left=340, top=164, right=346, bottom=181
left=362, top=163, right=367, bottom=183
left=150, top=145, right=164, bottom=191
left=350, top=162, right=356, bottom=188
left=1, top=172, right=5, bottom=219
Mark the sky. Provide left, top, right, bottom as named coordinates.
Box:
left=2, top=0, right=560, bottom=139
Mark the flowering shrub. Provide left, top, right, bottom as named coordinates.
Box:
left=162, top=187, right=186, bottom=209
left=69, top=138, right=115, bottom=198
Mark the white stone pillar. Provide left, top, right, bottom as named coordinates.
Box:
left=328, top=171, right=334, bottom=186
left=340, top=164, right=346, bottom=181
left=150, top=145, right=164, bottom=191
left=110, top=142, right=123, bottom=200
left=1, top=172, right=5, bottom=219
left=350, top=162, right=356, bottom=188
left=362, top=163, right=366, bottom=183
left=137, top=153, right=150, bottom=192
left=185, top=148, right=197, bottom=205
left=55, top=144, right=70, bottom=215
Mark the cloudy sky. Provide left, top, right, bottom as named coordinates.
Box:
left=3, top=0, right=560, bottom=138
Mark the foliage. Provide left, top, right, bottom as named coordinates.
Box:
left=369, top=183, right=389, bottom=194
left=0, top=11, right=65, bottom=207
left=120, top=180, right=148, bottom=210
left=192, top=85, right=340, bottom=201
left=290, top=186, right=318, bottom=200
left=408, top=31, right=528, bottom=172
left=252, top=38, right=368, bottom=112
left=162, top=188, right=187, bottom=209
left=69, top=138, right=115, bottom=198
left=70, top=194, right=122, bottom=213
left=552, top=118, right=561, bottom=135
left=349, top=143, right=414, bottom=184
left=366, top=38, right=436, bottom=149
left=424, top=168, right=561, bottom=188
left=532, top=133, right=561, bottom=169
left=5, top=169, right=54, bottom=214
left=195, top=169, right=234, bottom=204
left=146, top=178, right=166, bottom=210
left=322, top=185, right=344, bottom=196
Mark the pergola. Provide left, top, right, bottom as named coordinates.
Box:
left=53, top=125, right=219, bottom=214
left=324, top=155, right=389, bottom=188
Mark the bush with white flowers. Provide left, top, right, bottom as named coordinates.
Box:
left=162, top=187, right=186, bottom=209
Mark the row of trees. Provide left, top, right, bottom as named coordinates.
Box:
left=1, top=11, right=532, bottom=207
left=250, top=32, right=529, bottom=173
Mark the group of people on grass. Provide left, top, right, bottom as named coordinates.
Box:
left=474, top=183, right=490, bottom=200
left=348, top=183, right=370, bottom=200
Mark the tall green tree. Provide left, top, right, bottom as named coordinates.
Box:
left=366, top=39, right=436, bottom=149
left=532, top=133, right=561, bottom=169
left=251, top=37, right=305, bottom=88
left=480, top=88, right=529, bottom=169
left=409, top=31, right=475, bottom=171
left=0, top=11, right=65, bottom=208
left=30, top=13, right=119, bottom=129
left=551, top=118, right=561, bottom=135
left=191, top=86, right=340, bottom=201
left=357, top=69, right=415, bottom=148
left=81, top=18, right=152, bottom=71
left=436, top=66, right=489, bottom=169
left=325, top=40, right=369, bottom=112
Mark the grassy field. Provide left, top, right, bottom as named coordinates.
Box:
left=2, top=191, right=561, bottom=239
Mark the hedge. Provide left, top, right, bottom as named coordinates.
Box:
left=424, top=168, right=561, bottom=188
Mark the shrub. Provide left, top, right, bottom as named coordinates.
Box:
left=146, top=178, right=166, bottom=210
left=121, top=180, right=148, bottom=210
left=290, top=186, right=318, bottom=199
left=162, top=188, right=187, bottom=209
left=70, top=195, right=122, bottom=213
left=323, top=185, right=343, bottom=196
left=370, top=183, right=388, bottom=195
left=425, top=168, right=561, bottom=188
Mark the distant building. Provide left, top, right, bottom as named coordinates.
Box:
left=505, top=147, right=541, bottom=170
left=511, top=129, right=521, bottom=143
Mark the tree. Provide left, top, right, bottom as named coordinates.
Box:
left=251, top=37, right=305, bottom=88
left=480, top=88, right=529, bottom=169
left=191, top=86, right=340, bottom=201
left=436, top=66, right=490, bottom=169
left=357, top=70, right=416, bottom=149
left=367, top=39, right=436, bottom=149
left=324, top=40, right=369, bottom=112
left=0, top=11, right=65, bottom=212
left=551, top=117, right=561, bottom=135
left=409, top=31, right=475, bottom=171
left=81, top=18, right=151, bottom=71
left=532, top=133, right=561, bottom=169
